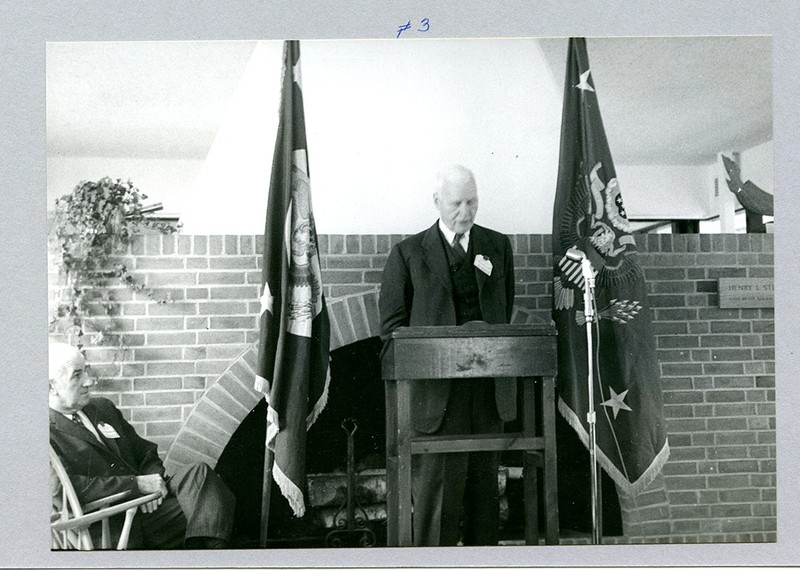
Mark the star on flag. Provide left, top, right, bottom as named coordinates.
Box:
left=575, top=69, right=595, bottom=92
left=260, top=282, right=274, bottom=316
left=601, top=386, right=632, bottom=419
left=293, top=60, right=302, bottom=85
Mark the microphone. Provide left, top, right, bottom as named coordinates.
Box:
left=565, top=247, right=586, bottom=262
left=565, top=246, right=595, bottom=281
left=564, top=246, right=596, bottom=322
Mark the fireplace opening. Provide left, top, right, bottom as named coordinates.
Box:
left=215, top=336, right=386, bottom=547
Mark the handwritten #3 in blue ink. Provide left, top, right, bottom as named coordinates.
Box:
left=396, top=18, right=430, bottom=38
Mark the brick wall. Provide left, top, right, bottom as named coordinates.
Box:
left=638, top=234, right=775, bottom=543
left=47, top=232, right=775, bottom=543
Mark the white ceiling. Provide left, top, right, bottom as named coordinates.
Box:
left=46, top=41, right=257, bottom=160
left=46, top=36, right=772, bottom=166
left=540, top=36, right=773, bottom=164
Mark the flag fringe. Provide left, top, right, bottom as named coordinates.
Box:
left=558, top=397, right=670, bottom=497
left=272, top=459, right=306, bottom=517
left=306, top=360, right=331, bottom=430
left=628, top=438, right=670, bottom=496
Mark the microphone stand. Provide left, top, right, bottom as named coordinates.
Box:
left=579, top=257, right=601, bottom=545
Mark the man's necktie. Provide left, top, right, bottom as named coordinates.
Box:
left=71, top=412, right=107, bottom=447
left=451, top=233, right=466, bottom=262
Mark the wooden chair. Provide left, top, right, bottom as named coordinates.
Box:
left=50, top=445, right=161, bottom=550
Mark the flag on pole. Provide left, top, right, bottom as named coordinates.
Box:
left=255, top=40, right=331, bottom=517
left=552, top=38, right=669, bottom=496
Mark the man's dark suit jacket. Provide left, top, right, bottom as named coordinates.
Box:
left=379, top=222, right=517, bottom=433
left=49, top=397, right=165, bottom=505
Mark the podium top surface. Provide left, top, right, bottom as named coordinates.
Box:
left=387, top=323, right=557, bottom=340
left=382, top=323, right=558, bottom=379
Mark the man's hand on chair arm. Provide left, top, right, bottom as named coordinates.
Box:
left=135, top=474, right=168, bottom=513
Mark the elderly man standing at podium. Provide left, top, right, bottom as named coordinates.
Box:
left=379, top=164, right=516, bottom=546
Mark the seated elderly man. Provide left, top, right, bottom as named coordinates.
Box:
left=48, top=342, right=235, bottom=549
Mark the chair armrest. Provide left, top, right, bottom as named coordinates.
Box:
left=83, top=490, right=133, bottom=513
left=51, top=492, right=161, bottom=533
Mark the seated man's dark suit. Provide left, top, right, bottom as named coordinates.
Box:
left=379, top=221, right=516, bottom=546
left=50, top=397, right=235, bottom=549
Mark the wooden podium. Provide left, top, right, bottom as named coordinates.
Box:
left=381, top=323, right=559, bottom=546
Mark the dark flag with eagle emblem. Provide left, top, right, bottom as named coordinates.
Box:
left=255, top=40, right=331, bottom=517
left=552, top=38, right=669, bottom=496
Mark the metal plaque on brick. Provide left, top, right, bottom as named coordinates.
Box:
left=718, top=278, right=774, bottom=308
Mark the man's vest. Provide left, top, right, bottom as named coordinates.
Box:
left=441, top=231, right=482, bottom=324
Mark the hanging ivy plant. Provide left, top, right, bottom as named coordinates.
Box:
left=49, top=177, right=180, bottom=350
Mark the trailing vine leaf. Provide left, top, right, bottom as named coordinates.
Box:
left=49, top=177, right=179, bottom=351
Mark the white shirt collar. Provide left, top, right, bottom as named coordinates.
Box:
left=438, top=219, right=470, bottom=250
left=53, top=406, right=82, bottom=420
left=55, top=408, right=103, bottom=442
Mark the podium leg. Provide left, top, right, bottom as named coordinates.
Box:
left=386, top=456, right=399, bottom=546
left=396, top=381, right=413, bottom=546
left=521, top=376, right=539, bottom=545
left=542, top=376, right=560, bottom=544
left=385, top=381, right=399, bottom=546
left=523, top=452, right=539, bottom=545
left=385, top=379, right=413, bottom=546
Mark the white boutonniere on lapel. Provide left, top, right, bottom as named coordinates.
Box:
left=97, top=421, right=121, bottom=439
left=474, top=254, right=493, bottom=276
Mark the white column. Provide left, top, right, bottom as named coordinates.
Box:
left=715, top=151, right=739, bottom=233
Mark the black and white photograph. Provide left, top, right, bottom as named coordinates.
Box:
left=45, top=34, right=773, bottom=548
left=2, top=1, right=798, bottom=568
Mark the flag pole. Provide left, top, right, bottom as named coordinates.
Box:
left=580, top=257, right=602, bottom=544
left=260, top=443, right=274, bottom=547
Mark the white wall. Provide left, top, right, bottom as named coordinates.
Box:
left=47, top=156, right=202, bottom=213
left=740, top=140, right=774, bottom=195
left=614, top=164, right=713, bottom=220
left=180, top=39, right=564, bottom=235
left=179, top=39, right=761, bottom=234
